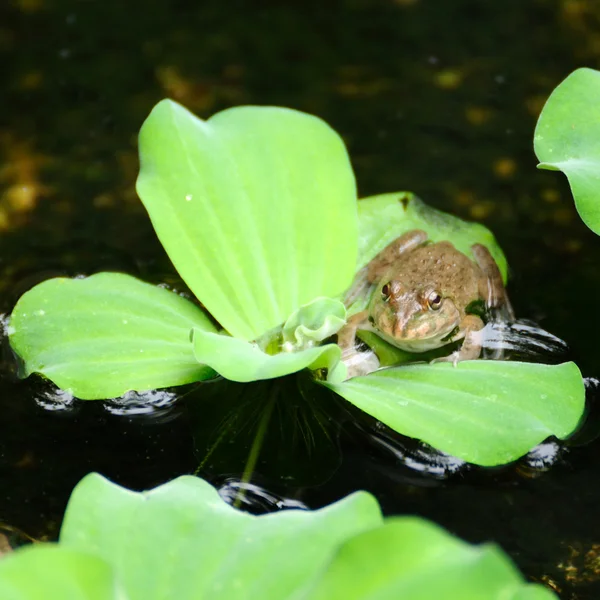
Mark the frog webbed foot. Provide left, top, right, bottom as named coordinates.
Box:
left=341, top=346, right=380, bottom=378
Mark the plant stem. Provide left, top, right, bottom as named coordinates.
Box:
left=234, top=387, right=277, bottom=509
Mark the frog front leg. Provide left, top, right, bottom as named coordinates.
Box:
left=337, top=310, right=369, bottom=351
left=336, top=310, right=380, bottom=377
left=436, top=314, right=485, bottom=365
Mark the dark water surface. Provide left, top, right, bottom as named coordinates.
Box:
left=2, top=1, right=600, bottom=598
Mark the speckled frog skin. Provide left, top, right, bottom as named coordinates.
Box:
left=338, top=229, right=513, bottom=369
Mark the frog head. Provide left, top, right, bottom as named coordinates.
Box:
left=368, top=279, right=462, bottom=352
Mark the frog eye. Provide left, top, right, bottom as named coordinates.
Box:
left=428, top=292, right=442, bottom=310
left=381, top=283, right=392, bottom=302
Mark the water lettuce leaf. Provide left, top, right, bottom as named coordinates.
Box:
left=282, top=296, right=347, bottom=350
left=136, top=100, right=358, bottom=342
left=303, top=518, right=556, bottom=600
left=325, top=360, right=584, bottom=466
left=0, top=546, right=120, bottom=600
left=9, top=273, right=216, bottom=400
left=191, top=328, right=346, bottom=383
left=356, top=192, right=508, bottom=282
left=60, top=473, right=380, bottom=600
left=0, top=474, right=556, bottom=599
left=534, top=67, right=600, bottom=235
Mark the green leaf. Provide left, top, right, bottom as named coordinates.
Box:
left=282, top=296, right=346, bottom=350
left=0, top=474, right=556, bottom=599
left=9, top=273, right=217, bottom=400
left=191, top=328, right=346, bottom=382
left=302, top=518, right=557, bottom=599
left=534, top=67, right=600, bottom=234
left=60, top=473, right=381, bottom=600
left=356, top=330, right=414, bottom=367
left=136, top=100, right=358, bottom=341
left=325, top=361, right=585, bottom=466
left=356, top=192, right=508, bottom=282
left=0, top=545, right=120, bottom=600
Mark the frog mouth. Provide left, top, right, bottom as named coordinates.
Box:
left=441, top=325, right=461, bottom=343
left=386, top=318, right=461, bottom=352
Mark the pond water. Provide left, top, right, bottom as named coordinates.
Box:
left=2, top=0, right=600, bottom=598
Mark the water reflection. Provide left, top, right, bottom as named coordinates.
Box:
left=480, top=319, right=571, bottom=363
left=217, top=479, right=308, bottom=514
left=348, top=419, right=467, bottom=482
left=34, top=386, right=75, bottom=412
left=515, top=440, right=563, bottom=477
left=103, top=389, right=179, bottom=421
left=188, top=374, right=345, bottom=490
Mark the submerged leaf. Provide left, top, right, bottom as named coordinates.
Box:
left=325, top=361, right=585, bottom=466
left=191, top=328, right=345, bottom=382
left=9, top=273, right=216, bottom=400
left=356, top=192, right=508, bottom=282
left=136, top=100, right=358, bottom=341
left=534, top=67, right=600, bottom=234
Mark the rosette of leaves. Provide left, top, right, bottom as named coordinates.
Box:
left=0, top=473, right=557, bottom=599
left=9, top=100, right=585, bottom=466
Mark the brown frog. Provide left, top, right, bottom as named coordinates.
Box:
left=338, top=229, right=513, bottom=373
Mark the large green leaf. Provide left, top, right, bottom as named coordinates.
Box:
left=534, top=67, right=600, bottom=234
left=0, top=545, right=119, bottom=600
left=325, top=361, right=584, bottom=466
left=356, top=192, right=508, bottom=282
left=191, top=328, right=346, bottom=383
left=303, top=518, right=556, bottom=600
left=60, top=473, right=380, bottom=600
left=9, top=273, right=217, bottom=400
left=136, top=100, right=358, bottom=341
left=0, top=474, right=556, bottom=599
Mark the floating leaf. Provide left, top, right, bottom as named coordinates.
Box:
left=9, top=273, right=216, bottom=400
left=356, top=192, right=508, bottom=282
left=356, top=330, right=414, bottom=367
left=136, top=100, right=358, bottom=341
left=0, top=474, right=555, bottom=599
left=59, top=473, right=380, bottom=600
left=303, top=518, right=556, bottom=600
left=325, top=361, right=584, bottom=466
left=191, top=328, right=346, bottom=383
left=282, top=297, right=346, bottom=350
left=0, top=545, right=119, bottom=600
left=534, top=67, right=600, bottom=234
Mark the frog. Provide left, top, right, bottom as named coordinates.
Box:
left=337, top=229, right=513, bottom=375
